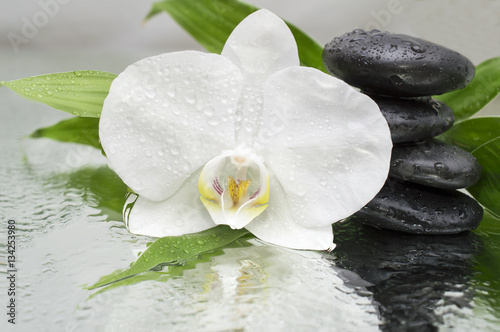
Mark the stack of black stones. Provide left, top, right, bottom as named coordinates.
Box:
left=323, top=29, right=484, bottom=234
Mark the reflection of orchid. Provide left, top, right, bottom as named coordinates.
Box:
left=99, top=9, right=392, bottom=250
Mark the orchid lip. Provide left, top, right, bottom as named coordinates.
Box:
left=198, top=145, right=270, bottom=229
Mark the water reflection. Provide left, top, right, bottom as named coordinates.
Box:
left=331, top=221, right=482, bottom=331
left=88, top=240, right=381, bottom=331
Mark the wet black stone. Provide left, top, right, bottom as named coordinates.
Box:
left=390, top=139, right=482, bottom=189
left=323, top=29, right=475, bottom=97
left=331, top=221, right=482, bottom=331
left=353, top=177, right=483, bottom=234
left=369, top=95, right=455, bottom=143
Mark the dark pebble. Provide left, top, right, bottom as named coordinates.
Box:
left=323, top=29, right=475, bottom=97
left=369, top=95, right=455, bottom=143
left=353, top=178, right=483, bottom=234
left=390, top=139, right=482, bottom=189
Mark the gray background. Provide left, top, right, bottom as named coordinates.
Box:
left=1, top=0, right=499, bottom=113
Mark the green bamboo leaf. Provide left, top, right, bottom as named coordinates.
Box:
left=438, top=117, right=500, bottom=152
left=435, top=57, right=500, bottom=122
left=87, top=236, right=253, bottom=299
left=1, top=71, right=116, bottom=118
left=467, top=137, right=500, bottom=217
left=30, top=117, right=101, bottom=149
left=146, top=0, right=326, bottom=72
left=86, top=226, right=249, bottom=289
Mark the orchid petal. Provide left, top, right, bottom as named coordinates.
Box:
left=100, top=51, right=243, bottom=201
left=221, top=9, right=299, bottom=81
left=221, top=9, right=299, bottom=145
left=257, top=67, right=392, bottom=228
left=125, top=170, right=216, bottom=237
left=245, top=172, right=335, bottom=251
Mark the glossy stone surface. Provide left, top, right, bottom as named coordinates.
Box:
left=369, top=95, right=454, bottom=143
left=353, top=178, right=483, bottom=234
left=390, top=139, right=482, bottom=189
left=323, top=30, right=475, bottom=97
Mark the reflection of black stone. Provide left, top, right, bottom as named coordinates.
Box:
left=331, top=221, right=482, bottom=331
left=354, top=178, right=483, bottom=234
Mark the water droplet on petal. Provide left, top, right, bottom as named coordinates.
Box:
left=170, top=146, right=180, bottom=155
left=204, top=106, right=215, bottom=116
left=208, top=117, right=220, bottom=126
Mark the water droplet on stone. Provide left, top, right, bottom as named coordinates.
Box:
left=390, top=75, right=404, bottom=86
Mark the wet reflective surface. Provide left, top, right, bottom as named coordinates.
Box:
left=1, top=52, right=500, bottom=331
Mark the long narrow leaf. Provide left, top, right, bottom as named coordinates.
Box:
left=146, top=0, right=326, bottom=72
left=86, top=226, right=249, bottom=289
left=438, top=117, right=500, bottom=152
left=30, top=117, right=101, bottom=149
left=468, top=137, right=500, bottom=217
left=1, top=71, right=116, bottom=118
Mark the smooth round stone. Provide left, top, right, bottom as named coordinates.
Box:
left=369, top=95, right=455, bottom=143
left=390, top=139, right=481, bottom=189
left=353, top=178, right=483, bottom=234
left=323, top=29, right=475, bottom=97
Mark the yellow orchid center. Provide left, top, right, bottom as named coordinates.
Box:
left=198, top=145, right=270, bottom=229
left=228, top=177, right=251, bottom=205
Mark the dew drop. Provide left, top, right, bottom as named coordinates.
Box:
left=204, top=106, right=215, bottom=116
left=74, top=71, right=82, bottom=77
left=208, top=117, right=220, bottom=126
left=390, top=75, right=404, bottom=86
left=170, top=146, right=180, bottom=155
left=144, top=88, right=156, bottom=98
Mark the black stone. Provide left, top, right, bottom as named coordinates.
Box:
left=390, top=139, right=482, bottom=189
left=323, top=29, right=475, bottom=97
left=369, top=95, right=455, bottom=143
left=353, top=177, right=483, bottom=234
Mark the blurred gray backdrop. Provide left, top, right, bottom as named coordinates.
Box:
left=1, top=0, right=499, bottom=113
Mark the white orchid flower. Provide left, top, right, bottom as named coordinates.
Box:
left=99, top=9, right=392, bottom=250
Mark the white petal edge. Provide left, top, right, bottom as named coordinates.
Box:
left=257, top=66, right=392, bottom=228
left=245, top=171, right=335, bottom=251
left=99, top=51, right=243, bottom=202
left=125, top=169, right=216, bottom=237
left=221, top=9, right=300, bottom=82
